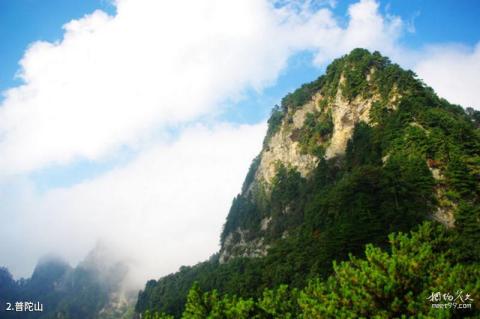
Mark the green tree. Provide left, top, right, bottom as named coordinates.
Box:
left=182, top=282, right=208, bottom=318
left=257, top=285, right=300, bottom=318
left=298, top=223, right=480, bottom=318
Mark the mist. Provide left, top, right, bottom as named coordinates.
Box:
left=0, top=123, right=265, bottom=288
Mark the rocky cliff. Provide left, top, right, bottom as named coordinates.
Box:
left=219, top=48, right=470, bottom=263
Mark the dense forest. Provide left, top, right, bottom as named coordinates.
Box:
left=136, top=49, right=480, bottom=318
left=142, top=222, right=479, bottom=318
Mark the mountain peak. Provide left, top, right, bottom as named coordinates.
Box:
left=219, top=48, right=473, bottom=263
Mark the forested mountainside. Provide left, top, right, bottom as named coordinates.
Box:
left=0, top=245, right=135, bottom=319
left=136, top=49, right=480, bottom=318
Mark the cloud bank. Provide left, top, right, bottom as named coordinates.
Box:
left=415, top=43, right=480, bottom=110
left=0, top=0, right=410, bottom=175
left=0, top=123, right=265, bottom=282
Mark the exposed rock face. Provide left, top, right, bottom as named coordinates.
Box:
left=325, top=88, right=375, bottom=159
left=260, top=217, right=272, bottom=230
left=429, top=169, right=456, bottom=228
left=255, top=96, right=320, bottom=185
left=220, top=83, right=383, bottom=263
left=98, top=289, right=136, bottom=319
left=219, top=229, right=269, bottom=264
left=433, top=206, right=455, bottom=228
left=250, top=88, right=383, bottom=189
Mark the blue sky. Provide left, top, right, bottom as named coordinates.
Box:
left=0, top=0, right=479, bottom=279
left=0, top=0, right=115, bottom=93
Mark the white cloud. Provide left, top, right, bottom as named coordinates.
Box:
left=414, top=43, right=480, bottom=110
left=0, top=1, right=275, bottom=174
left=310, top=0, right=404, bottom=65
left=0, top=0, right=406, bottom=175
left=0, top=122, right=266, bottom=282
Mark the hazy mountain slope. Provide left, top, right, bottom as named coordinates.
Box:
left=135, top=48, right=480, bottom=318
left=0, top=245, right=136, bottom=319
